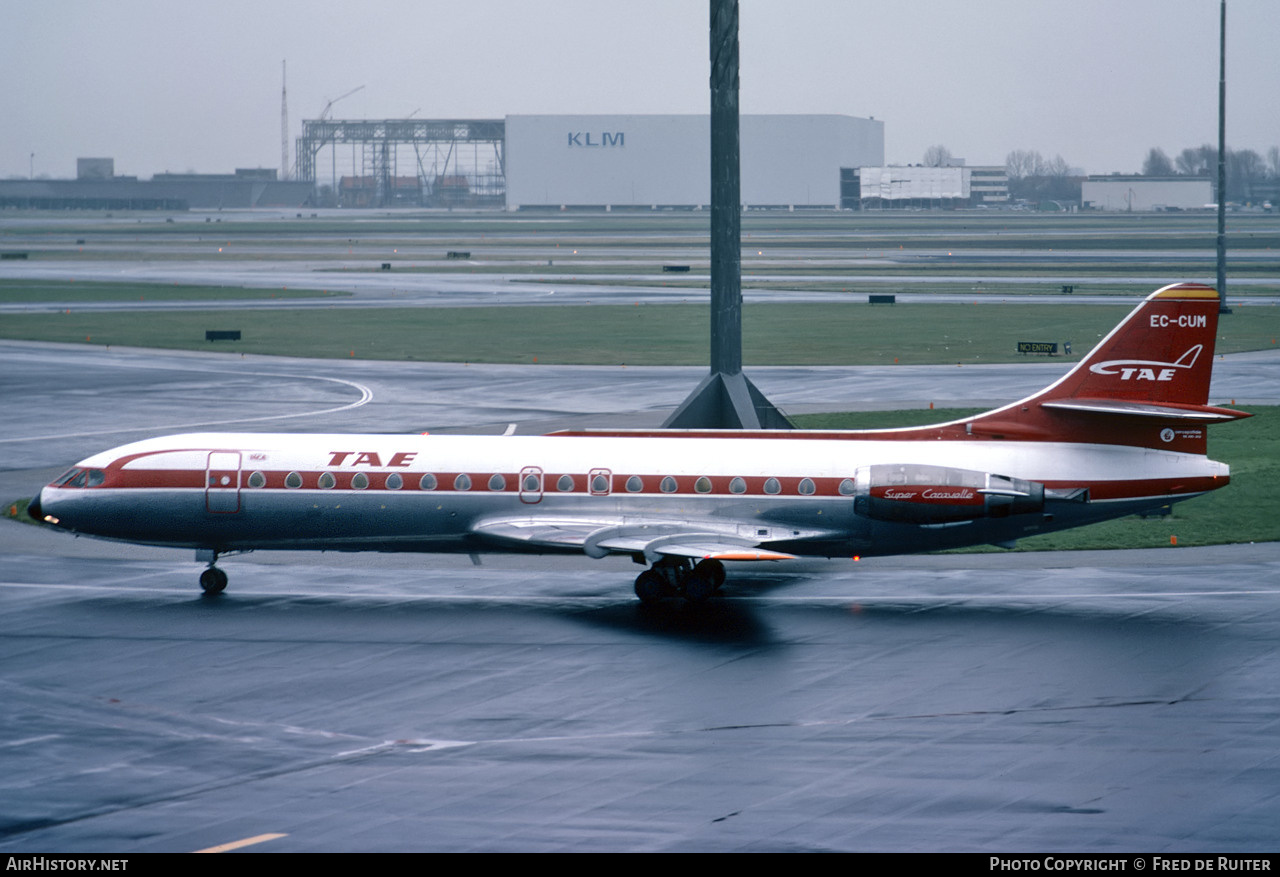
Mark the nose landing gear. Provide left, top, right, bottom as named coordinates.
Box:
left=634, top=557, right=726, bottom=604
left=198, top=550, right=228, bottom=595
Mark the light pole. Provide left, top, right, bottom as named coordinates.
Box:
left=1216, top=0, right=1228, bottom=313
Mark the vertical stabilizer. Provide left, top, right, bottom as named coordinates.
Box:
left=965, top=284, right=1248, bottom=452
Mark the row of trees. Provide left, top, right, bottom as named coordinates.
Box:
left=1142, top=145, right=1280, bottom=203
left=1004, top=150, right=1079, bottom=202
left=921, top=142, right=1280, bottom=205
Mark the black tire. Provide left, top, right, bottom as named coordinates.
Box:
left=693, top=558, right=726, bottom=589
left=200, top=567, right=228, bottom=595
left=683, top=570, right=716, bottom=603
left=634, top=569, right=667, bottom=604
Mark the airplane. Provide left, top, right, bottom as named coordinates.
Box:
left=29, top=283, right=1248, bottom=603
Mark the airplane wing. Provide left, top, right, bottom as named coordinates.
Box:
left=470, top=516, right=803, bottom=563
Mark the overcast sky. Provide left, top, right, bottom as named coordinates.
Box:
left=5, top=0, right=1276, bottom=180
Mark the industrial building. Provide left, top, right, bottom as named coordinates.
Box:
left=293, top=114, right=882, bottom=209
left=504, top=114, right=883, bottom=209
left=1082, top=176, right=1214, bottom=211
left=842, top=164, right=1009, bottom=209
left=0, top=163, right=313, bottom=210
left=3, top=113, right=885, bottom=211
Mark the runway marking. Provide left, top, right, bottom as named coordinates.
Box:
left=194, top=833, right=287, bottom=853
left=0, top=372, right=372, bottom=444
left=0, top=734, right=61, bottom=748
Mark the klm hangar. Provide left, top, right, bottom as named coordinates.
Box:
left=504, top=114, right=883, bottom=210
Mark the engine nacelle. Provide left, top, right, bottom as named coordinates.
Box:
left=853, top=464, right=1044, bottom=525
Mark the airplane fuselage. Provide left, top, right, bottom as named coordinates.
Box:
left=38, top=430, right=1226, bottom=558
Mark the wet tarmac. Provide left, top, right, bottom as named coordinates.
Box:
left=1, top=339, right=1278, bottom=851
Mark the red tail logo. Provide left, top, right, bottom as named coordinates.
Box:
left=1088, top=344, right=1202, bottom=382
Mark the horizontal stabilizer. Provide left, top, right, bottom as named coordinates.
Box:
left=1041, top=399, right=1250, bottom=422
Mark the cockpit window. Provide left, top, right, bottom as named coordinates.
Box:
left=67, top=470, right=89, bottom=488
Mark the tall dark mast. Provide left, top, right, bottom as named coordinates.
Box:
left=663, top=0, right=792, bottom=429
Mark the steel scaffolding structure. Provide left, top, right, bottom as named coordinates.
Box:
left=295, top=118, right=505, bottom=207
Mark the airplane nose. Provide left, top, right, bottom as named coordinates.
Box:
left=27, top=492, right=43, bottom=522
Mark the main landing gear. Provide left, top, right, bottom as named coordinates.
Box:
left=634, top=557, right=726, bottom=604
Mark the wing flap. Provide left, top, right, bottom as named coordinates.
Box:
left=471, top=516, right=804, bottom=562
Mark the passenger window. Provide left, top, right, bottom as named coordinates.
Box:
left=247, top=471, right=266, bottom=488
left=591, top=474, right=609, bottom=492
left=557, top=474, right=575, bottom=492
left=385, top=473, right=403, bottom=490
left=419, top=473, right=438, bottom=490
left=318, top=472, right=336, bottom=489
left=729, top=477, right=746, bottom=494
left=798, top=478, right=816, bottom=495
left=454, top=473, right=472, bottom=491
left=660, top=476, right=678, bottom=493
left=523, top=474, right=540, bottom=491
left=839, top=478, right=856, bottom=496
left=488, top=473, right=506, bottom=491
left=694, top=477, right=712, bottom=494
left=285, top=471, right=303, bottom=489
left=626, top=475, right=643, bottom=492
left=352, top=473, right=369, bottom=489
left=763, top=477, right=781, bottom=495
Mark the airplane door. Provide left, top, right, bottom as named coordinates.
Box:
left=519, top=466, right=543, bottom=504
left=205, top=451, right=242, bottom=513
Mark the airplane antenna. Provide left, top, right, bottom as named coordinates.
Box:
left=663, top=0, right=792, bottom=429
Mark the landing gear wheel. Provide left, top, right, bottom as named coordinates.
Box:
left=683, top=569, right=716, bottom=603
left=693, top=558, right=726, bottom=590
left=634, top=569, right=668, bottom=604
left=199, top=566, right=228, bottom=595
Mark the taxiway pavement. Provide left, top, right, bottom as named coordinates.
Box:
left=1, top=341, right=1278, bottom=852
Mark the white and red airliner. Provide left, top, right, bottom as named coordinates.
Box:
left=30, top=283, right=1247, bottom=602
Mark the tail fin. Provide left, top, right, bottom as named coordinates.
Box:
left=967, top=283, right=1249, bottom=452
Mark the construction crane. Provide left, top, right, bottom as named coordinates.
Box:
left=320, top=85, right=365, bottom=120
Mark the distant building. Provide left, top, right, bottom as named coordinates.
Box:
left=504, top=114, right=883, bottom=209
left=76, top=158, right=114, bottom=180
left=0, top=164, right=313, bottom=210
left=842, top=164, right=1008, bottom=209
left=1081, top=176, right=1213, bottom=211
